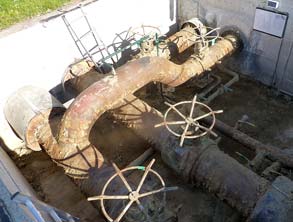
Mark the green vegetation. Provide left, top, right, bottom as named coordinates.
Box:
left=0, top=0, right=72, bottom=30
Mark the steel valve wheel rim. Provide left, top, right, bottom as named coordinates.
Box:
left=154, top=95, right=223, bottom=146
left=130, top=25, right=162, bottom=40
left=189, top=26, right=220, bottom=43
left=87, top=159, right=178, bottom=222
left=107, top=28, right=138, bottom=64
left=101, top=168, right=164, bottom=222
left=164, top=100, right=216, bottom=139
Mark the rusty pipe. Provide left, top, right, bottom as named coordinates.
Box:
left=53, top=35, right=238, bottom=178
left=201, top=116, right=293, bottom=168
left=27, top=106, right=173, bottom=221
left=4, top=85, right=268, bottom=216
left=140, top=26, right=207, bottom=58
left=32, top=89, right=268, bottom=216
left=109, top=95, right=269, bottom=216
left=62, top=25, right=207, bottom=82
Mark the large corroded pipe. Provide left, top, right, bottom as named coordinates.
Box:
left=109, top=95, right=269, bottom=216
left=5, top=85, right=269, bottom=216
left=139, top=25, right=207, bottom=58
left=54, top=35, right=238, bottom=178
left=62, top=25, right=206, bottom=82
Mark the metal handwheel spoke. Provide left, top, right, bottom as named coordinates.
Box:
left=193, top=110, right=223, bottom=122
left=184, top=25, right=220, bottom=48
left=130, top=25, right=161, bottom=40
left=113, top=163, right=133, bottom=192
left=114, top=200, right=134, bottom=222
left=88, top=195, right=129, bottom=201
left=87, top=159, right=177, bottom=222
left=138, top=186, right=178, bottom=199
left=155, top=121, right=186, bottom=128
left=156, top=94, right=223, bottom=146
left=136, top=159, right=155, bottom=193
left=180, top=123, right=191, bottom=146
left=139, top=187, right=165, bottom=198
left=165, top=102, right=188, bottom=121
left=124, top=27, right=132, bottom=40
left=193, top=111, right=214, bottom=122
left=192, top=122, right=218, bottom=137
left=142, top=25, right=146, bottom=36
left=189, top=95, right=198, bottom=118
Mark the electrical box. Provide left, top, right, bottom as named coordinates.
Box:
left=267, top=0, right=279, bottom=9
left=253, top=7, right=288, bottom=38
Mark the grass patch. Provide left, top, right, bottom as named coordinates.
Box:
left=0, top=0, right=73, bottom=30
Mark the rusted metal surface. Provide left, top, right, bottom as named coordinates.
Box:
left=4, top=32, right=238, bottom=179
left=4, top=30, right=269, bottom=217
left=37, top=114, right=174, bottom=221
left=56, top=35, right=238, bottom=178
left=87, top=159, right=178, bottom=222
left=34, top=91, right=268, bottom=216
left=63, top=25, right=205, bottom=86
left=166, top=26, right=201, bottom=55
left=134, top=26, right=207, bottom=59
left=4, top=86, right=65, bottom=151
left=63, top=27, right=234, bottom=85
left=25, top=108, right=65, bottom=151
left=110, top=95, right=170, bottom=151
left=109, top=95, right=269, bottom=216
left=201, top=117, right=293, bottom=168
left=172, top=142, right=269, bottom=216
left=155, top=95, right=223, bottom=146
left=37, top=114, right=105, bottom=179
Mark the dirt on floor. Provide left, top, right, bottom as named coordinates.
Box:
left=209, top=75, right=293, bottom=150
left=11, top=151, right=101, bottom=222
left=12, top=109, right=242, bottom=222
left=10, top=69, right=293, bottom=222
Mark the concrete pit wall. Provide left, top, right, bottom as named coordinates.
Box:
left=0, top=0, right=177, bottom=152
left=179, top=0, right=293, bottom=95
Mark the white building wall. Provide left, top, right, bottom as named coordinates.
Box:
left=179, top=0, right=293, bottom=95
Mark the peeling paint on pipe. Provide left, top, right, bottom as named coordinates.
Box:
left=52, top=35, right=238, bottom=178
left=4, top=33, right=238, bottom=180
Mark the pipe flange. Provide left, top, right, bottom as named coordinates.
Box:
left=181, top=18, right=207, bottom=35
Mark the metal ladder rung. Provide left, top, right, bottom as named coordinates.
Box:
left=62, top=7, right=117, bottom=74
left=81, top=45, right=107, bottom=58
left=89, top=45, right=106, bottom=54
left=79, top=30, right=93, bottom=39
left=81, top=46, right=99, bottom=57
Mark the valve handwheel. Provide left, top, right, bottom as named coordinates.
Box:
left=155, top=95, right=223, bottom=146
left=107, top=27, right=138, bottom=65
left=88, top=159, right=177, bottom=222
left=130, top=25, right=162, bottom=41
left=130, top=25, right=162, bottom=54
